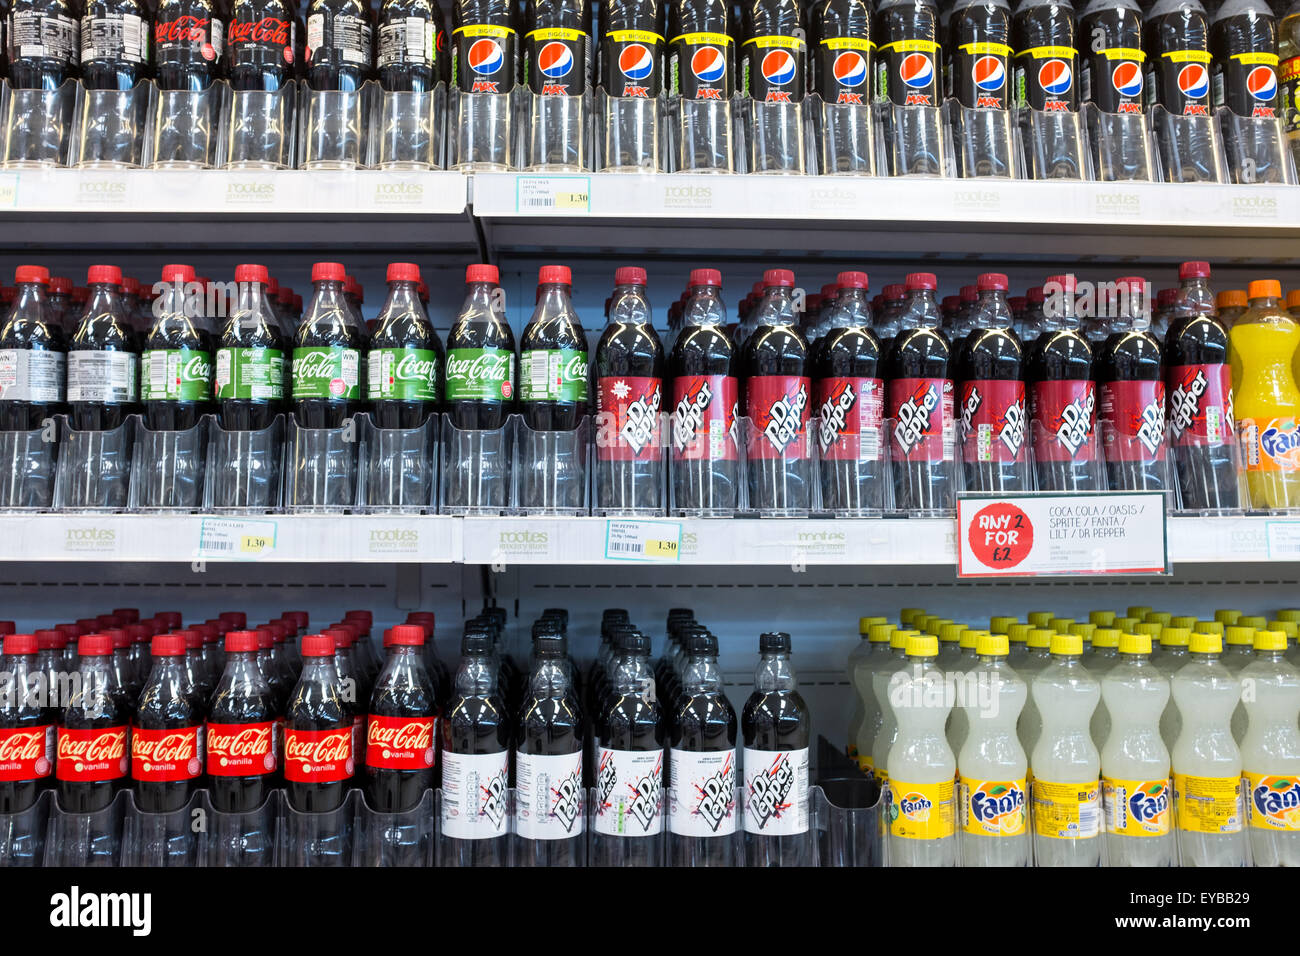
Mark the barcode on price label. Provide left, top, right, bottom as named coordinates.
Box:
left=516, top=176, right=591, bottom=213
left=198, top=518, right=277, bottom=559
left=605, top=520, right=682, bottom=562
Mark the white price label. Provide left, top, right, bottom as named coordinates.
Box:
left=198, top=518, right=278, bottom=559
left=515, top=176, right=591, bottom=213
left=605, top=519, right=682, bottom=562
left=1266, top=521, right=1300, bottom=558
left=956, top=492, right=1168, bottom=577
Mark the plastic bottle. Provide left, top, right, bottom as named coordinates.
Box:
left=67, top=265, right=138, bottom=432
left=519, top=265, right=589, bottom=432
left=1282, top=0, right=1300, bottom=170
left=1239, top=629, right=1300, bottom=865
left=216, top=264, right=285, bottom=431
left=945, top=628, right=982, bottom=756
left=142, top=263, right=213, bottom=432
left=946, top=0, right=1014, bottom=177
left=523, top=0, right=592, bottom=169
left=1210, top=0, right=1278, bottom=125
left=845, top=617, right=874, bottom=761
left=367, top=262, right=443, bottom=429
left=666, top=0, right=734, bottom=171
left=1144, top=0, right=1216, bottom=181
left=1014, top=626, right=1053, bottom=772
left=133, top=633, right=205, bottom=813
left=1098, top=276, right=1168, bottom=492
left=739, top=0, right=807, bottom=173
left=873, top=0, right=944, bottom=175
left=57, top=633, right=129, bottom=813
left=376, top=0, right=440, bottom=92
left=293, top=262, right=364, bottom=428
left=284, top=633, right=354, bottom=813
left=0, top=265, right=65, bottom=432
left=364, top=624, right=436, bottom=813
left=445, top=263, right=515, bottom=430
left=0, top=634, right=55, bottom=813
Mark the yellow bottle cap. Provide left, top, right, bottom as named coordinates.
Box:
left=1027, top=611, right=1053, bottom=627
left=1070, top=622, right=1096, bottom=640
left=859, top=616, right=886, bottom=633
left=1089, top=610, right=1116, bottom=627
left=900, top=607, right=926, bottom=627
left=1215, top=609, right=1243, bottom=625
left=1225, top=625, right=1254, bottom=646
left=989, top=616, right=1018, bottom=635
left=1255, top=630, right=1289, bottom=652
left=1160, top=626, right=1191, bottom=648
left=1248, top=279, right=1282, bottom=300
left=1092, top=628, right=1121, bottom=649
left=1127, top=605, right=1153, bottom=619
left=1240, top=616, right=1268, bottom=630
left=1196, top=621, right=1224, bottom=636
left=869, top=623, right=895, bottom=644
left=1053, top=618, right=1076, bottom=634
left=1114, top=617, right=1139, bottom=632
left=1276, top=609, right=1300, bottom=624
left=1145, top=611, right=1171, bottom=626
left=1119, top=633, right=1152, bottom=655
left=1008, top=623, right=1032, bottom=645
left=890, top=629, right=909, bottom=649
left=1268, top=620, right=1298, bottom=639
left=1189, top=631, right=1222, bottom=654
left=905, top=634, right=939, bottom=657
left=1170, top=616, right=1198, bottom=630
left=977, top=633, right=1009, bottom=656
left=1028, top=628, right=1054, bottom=649
left=921, top=615, right=941, bottom=635
left=939, top=623, right=964, bottom=644
left=960, top=630, right=982, bottom=649
left=1137, top=622, right=1163, bottom=638
left=1050, top=633, right=1084, bottom=656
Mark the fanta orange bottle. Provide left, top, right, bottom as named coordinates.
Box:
left=1230, top=280, right=1300, bottom=509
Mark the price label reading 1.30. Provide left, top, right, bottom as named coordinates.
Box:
left=198, top=518, right=278, bottom=560
left=956, top=492, right=1168, bottom=578
left=516, top=176, right=591, bottom=213
left=605, top=520, right=683, bottom=563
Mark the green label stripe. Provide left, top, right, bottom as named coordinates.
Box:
left=445, top=347, right=514, bottom=403
left=142, top=348, right=212, bottom=402
left=292, top=346, right=361, bottom=400
left=520, top=348, right=587, bottom=403
left=368, top=347, right=441, bottom=402
left=214, top=347, right=284, bottom=401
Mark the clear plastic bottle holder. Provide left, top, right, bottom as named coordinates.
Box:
left=279, top=788, right=356, bottom=867
left=876, top=102, right=949, bottom=178
left=450, top=87, right=516, bottom=171
left=0, top=788, right=51, bottom=866
left=52, top=415, right=136, bottom=511
left=1018, top=106, right=1091, bottom=180
left=817, top=414, right=887, bottom=517
left=1217, top=107, right=1298, bottom=186
left=352, top=789, right=435, bottom=867
left=361, top=413, right=438, bottom=514
left=744, top=97, right=806, bottom=175
left=299, top=81, right=375, bottom=170
left=512, top=415, right=591, bottom=516
left=947, top=100, right=1018, bottom=179
left=128, top=416, right=208, bottom=512
left=439, top=414, right=513, bottom=516
left=524, top=88, right=591, bottom=172
left=223, top=82, right=296, bottom=170
left=1029, top=418, right=1107, bottom=495
left=957, top=413, right=1033, bottom=496
left=811, top=93, right=875, bottom=176
left=668, top=407, right=744, bottom=517
left=1149, top=105, right=1227, bottom=184
left=284, top=414, right=361, bottom=513
left=2, top=78, right=78, bottom=168
left=201, top=790, right=281, bottom=866
left=375, top=86, right=446, bottom=170
left=1099, top=412, right=1177, bottom=498
left=669, top=95, right=735, bottom=174
left=1083, top=103, right=1155, bottom=182
left=120, top=789, right=204, bottom=866
left=596, top=89, right=664, bottom=173
left=0, top=422, right=60, bottom=511
left=204, top=414, right=285, bottom=513
left=594, top=410, right=667, bottom=517
left=740, top=415, right=816, bottom=517
left=45, top=788, right=129, bottom=866
left=814, top=780, right=885, bottom=867
left=150, top=80, right=231, bottom=169
left=73, top=79, right=156, bottom=169
left=1169, top=414, right=1247, bottom=516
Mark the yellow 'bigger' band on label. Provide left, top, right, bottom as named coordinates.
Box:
left=1244, top=772, right=1300, bottom=831
left=889, top=780, right=955, bottom=840
left=960, top=778, right=1027, bottom=837
left=1032, top=779, right=1100, bottom=839
left=1102, top=776, right=1171, bottom=837
left=1173, top=773, right=1243, bottom=834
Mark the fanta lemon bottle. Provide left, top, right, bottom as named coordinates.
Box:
left=1231, top=279, right=1300, bottom=509
left=1087, top=628, right=1122, bottom=748
left=1015, top=627, right=1055, bottom=777
left=1224, top=624, right=1257, bottom=743
left=870, top=629, right=913, bottom=786
left=1239, top=630, right=1300, bottom=866
left=945, top=629, right=982, bottom=756
left=845, top=617, right=878, bottom=762
left=1155, top=626, right=1191, bottom=751
left=854, top=623, right=896, bottom=778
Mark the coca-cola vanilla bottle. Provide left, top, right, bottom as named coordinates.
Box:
left=57, top=633, right=130, bottom=813
left=364, top=623, right=437, bottom=813
left=284, top=633, right=354, bottom=812
left=206, top=630, right=279, bottom=813
left=0, top=634, right=56, bottom=813
left=132, top=633, right=205, bottom=813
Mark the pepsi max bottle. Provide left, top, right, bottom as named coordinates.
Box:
left=874, top=0, right=941, bottom=109
left=810, top=0, right=871, bottom=105
left=1144, top=0, right=1211, bottom=118
left=451, top=0, right=515, bottom=96
left=1210, top=0, right=1278, bottom=120
left=377, top=0, right=441, bottom=92
left=600, top=0, right=664, bottom=98
left=1079, top=0, right=1144, bottom=117
left=1011, top=0, right=1077, bottom=112
left=524, top=0, right=590, bottom=96
left=1097, top=277, right=1168, bottom=492
left=667, top=0, right=732, bottom=104
left=739, top=0, right=805, bottom=104
left=947, top=0, right=1012, bottom=113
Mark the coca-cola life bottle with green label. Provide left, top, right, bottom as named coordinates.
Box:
left=367, top=262, right=443, bottom=429
left=445, top=263, right=516, bottom=431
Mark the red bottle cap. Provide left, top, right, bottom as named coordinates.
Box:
left=905, top=273, right=938, bottom=291
left=406, top=611, right=435, bottom=624
left=1179, top=261, right=1211, bottom=280
left=155, top=611, right=183, bottom=631
left=14, top=265, right=49, bottom=285
left=344, top=610, right=372, bottom=626
left=1027, top=286, right=1046, bottom=303
left=882, top=284, right=906, bottom=300
left=278, top=286, right=294, bottom=304
left=615, top=266, right=647, bottom=286
left=97, top=614, right=122, bottom=629
left=49, top=276, right=71, bottom=294
left=387, top=262, right=421, bottom=283
left=324, top=626, right=354, bottom=648
left=151, top=634, right=185, bottom=657
left=466, top=263, right=498, bottom=284
left=539, top=265, right=571, bottom=285
left=283, top=611, right=309, bottom=630
left=837, top=271, right=868, bottom=290
left=1250, top=279, right=1282, bottom=299
left=1009, top=296, right=1027, bottom=310
left=36, top=629, right=64, bottom=650
left=689, top=268, right=721, bottom=287
left=1157, top=288, right=1177, bottom=307
left=78, top=634, right=111, bottom=656
left=112, top=607, right=139, bottom=624
left=104, top=629, right=130, bottom=650
left=293, top=294, right=303, bottom=311
left=86, top=265, right=122, bottom=286
left=0, top=621, right=14, bottom=636
left=76, top=618, right=98, bottom=632
left=122, top=277, right=140, bottom=295
left=3, top=634, right=37, bottom=655
left=128, top=624, right=150, bottom=644
left=224, top=630, right=260, bottom=653
left=386, top=624, right=427, bottom=647
left=256, top=628, right=273, bottom=650
left=266, top=275, right=280, bottom=296
left=1044, top=274, right=1077, bottom=294
left=220, top=611, right=247, bottom=630
left=762, top=269, right=795, bottom=288
left=177, top=629, right=203, bottom=650
left=301, top=634, right=336, bottom=657
left=160, top=264, right=195, bottom=284
left=977, top=273, right=1009, bottom=292
left=234, top=264, right=269, bottom=284
left=960, top=284, right=978, bottom=301
left=56, top=624, right=80, bottom=641
left=1115, top=276, right=1146, bottom=295
left=312, top=261, right=346, bottom=283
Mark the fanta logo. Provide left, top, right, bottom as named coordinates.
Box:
left=970, top=781, right=1025, bottom=829
left=1038, top=58, right=1072, bottom=96
left=761, top=49, right=796, bottom=86
left=1252, top=775, right=1300, bottom=823
left=1128, top=781, right=1170, bottom=826
left=1178, top=63, right=1208, bottom=100
left=537, top=41, right=573, bottom=78
left=833, top=51, right=867, bottom=87
left=1111, top=60, right=1142, bottom=98
left=468, top=38, right=503, bottom=74
left=619, top=43, right=654, bottom=80
left=1261, top=422, right=1300, bottom=464
left=691, top=46, right=727, bottom=83
left=899, top=791, right=933, bottom=821
left=899, top=52, right=933, bottom=89
left=972, top=54, right=1004, bottom=92
left=1247, top=65, right=1277, bottom=101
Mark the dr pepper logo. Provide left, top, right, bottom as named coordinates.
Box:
left=747, top=752, right=795, bottom=830
left=690, top=753, right=736, bottom=832
left=893, top=381, right=942, bottom=454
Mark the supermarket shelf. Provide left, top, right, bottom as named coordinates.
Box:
left=0, top=512, right=1297, bottom=565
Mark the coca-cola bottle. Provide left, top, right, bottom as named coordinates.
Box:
left=284, top=633, right=354, bottom=812
left=364, top=624, right=437, bottom=812
left=8, top=0, right=80, bottom=89
left=216, top=264, right=284, bottom=431
left=228, top=0, right=296, bottom=89
left=305, top=0, right=372, bottom=90
left=207, top=630, right=279, bottom=813
left=1027, top=273, right=1098, bottom=491
left=520, top=265, right=588, bottom=431
left=293, top=262, right=363, bottom=429
left=179, top=629, right=213, bottom=701
left=0, top=633, right=56, bottom=813
left=126, top=623, right=151, bottom=687
left=142, top=263, right=213, bottom=431
left=668, top=631, right=738, bottom=866
left=323, top=625, right=365, bottom=782
left=154, top=0, right=226, bottom=90
left=367, top=262, right=443, bottom=430
left=669, top=268, right=740, bottom=515
left=742, top=269, right=812, bottom=514
left=1098, top=276, right=1168, bottom=492
left=595, top=267, right=665, bottom=513
left=79, top=0, right=152, bottom=89
left=444, top=263, right=515, bottom=430
left=377, top=0, right=439, bottom=91
left=955, top=272, right=1027, bottom=493
left=132, top=634, right=204, bottom=813
left=67, top=265, right=139, bottom=432
left=56, top=633, right=129, bottom=812
left=441, top=625, right=510, bottom=865
left=812, top=271, right=883, bottom=514
left=1163, top=260, right=1239, bottom=511
left=0, top=265, right=65, bottom=431
left=884, top=272, right=955, bottom=513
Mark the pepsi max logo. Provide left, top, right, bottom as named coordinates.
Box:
left=1177, top=63, right=1208, bottom=100
left=1038, top=58, right=1072, bottom=96
left=972, top=55, right=1004, bottom=92
left=1111, top=60, right=1142, bottom=98
left=691, top=45, right=727, bottom=83
left=537, top=41, right=573, bottom=79
left=761, top=49, right=796, bottom=86
left=1247, top=65, right=1277, bottom=101
left=468, top=37, right=503, bottom=75
left=833, top=50, right=867, bottom=88
left=899, top=52, right=934, bottom=90
left=619, top=43, right=654, bottom=80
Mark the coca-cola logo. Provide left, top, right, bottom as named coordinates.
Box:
left=1054, top=387, right=1095, bottom=457
left=762, top=385, right=808, bottom=453
left=228, top=16, right=290, bottom=47
left=818, top=380, right=857, bottom=451
left=691, top=753, right=735, bottom=832
left=183, top=354, right=212, bottom=382
left=748, top=753, right=795, bottom=830
left=1169, top=368, right=1208, bottom=441
left=132, top=730, right=198, bottom=764
left=672, top=379, right=712, bottom=452
left=293, top=351, right=340, bottom=383
left=893, top=383, right=939, bottom=455
left=618, top=382, right=662, bottom=455
left=156, top=15, right=210, bottom=45
left=560, top=353, right=587, bottom=383
left=208, top=725, right=273, bottom=761
left=58, top=730, right=125, bottom=763
left=393, top=353, right=438, bottom=388
left=446, top=351, right=510, bottom=384
left=285, top=729, right=351, bottom=766
left=367, top=718, right=433, bottom=752
left=0, top=730, right=46, bottom=762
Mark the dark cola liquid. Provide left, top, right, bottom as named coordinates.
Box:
left=884, top=326, right=952, bottom=512
left=443, top=666, right=510, bottom=866
left=294, top=290, right=365, bottom=429
left=742, top=321, right=811, bottom=512
left=519, top=289, right=588, bottom=432
left=0, top=655, right=52, bottom=813
left=285, top=675, right=350, bottom=813
left=516, top=662, right=584, bottom=866
left=592, top=665, right=664, bottom=866
left=955, top=325, right=1026, bottom=493
left=207, top=675, right=278, bottom=813
left=377, top=0, right=440, bottom=92
left=58, top=664, right=129, bottom=814
left=669, top=316, right=738, bottom=513
left=154, top=0, right=227, bottom=90
left=741, top=676, right=809, bottom=867
left=305, top=0, right=373, bottom=91
left=594, top=307, right=664, bottom=513
left=228, top=0, right=298, bottom=91
left=80, top=0, right=153, bottom=90
left=68, top=289, right=139, bottom=432
left=812, top=317, right=881, bottom=512
left=1163, top=311, right=1238, bottom=510
left=364, top=648, right=437, bottom=813
left=133, top=666, right=205, bottom=813
left=445, top=286, right=515, bottom=431
left=0, top=292, right=65, bottom=432
left=1098, top=326, right=1167, bottom=492
left=1027, top=327, right=1098, bottom=491
left=369, top=285, right=443, bottom=430
left=8, top=0, right=81, bottom=89
left=143, top=306, right=214, bottom=432
left=218, top=286, right=285, bottom=431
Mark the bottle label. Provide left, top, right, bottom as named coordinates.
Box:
left=215, top=347, right=284, bottom=401
left=367, top=347, right=440, bottom=403
left=1014, top=45, right=1079, bottom=112
left=55, top=726, right=128, bottom=782
left=66, top=350, right=136, bottom=404
left=874, top=37, right=941, bottom=107
left=0, top=349, right=64, bottom=404
left=1239, top=416, right=1300, bottom=473
left=1212, top=51, right=1278, bottom=119
left=520, top=348, right=588, bottom=404
left=671, top=374, right=738, bottom=461
left=595, top=375, right=663, bottom=462
left=307, top=12, right=371, bottom=66
left=282, top=726, right=354, bottom=783
left=1282, top=56, right=1300, bottom=136
left=445, top=347, right=514, bottom=403
left=742, top=746, right=809, bottom=835
left=141, top=348, right=212, bottom=402
left=130, top=725, right=202, bottom=782
left=441, top=749, right=510, bottom=838
left=81, top=13, right=148, bottom=65
left=601, top=28, right=664, bottom=98
left=887, top=377, right=955, bottom=463
left=951, top=39, right=1012, bottom=111
left=1030, top=379, right=1096, bottom=462
left=889, top=778, right=957, bottom=840
left=668, top=31, right=733, bottom=100
left=9, top=11, right=79, bottom=66
left=669, top=747, right=737, bottom=836
left=1102, top=776, right=1172, bottom=837
left=0, top=725, right=54, bottom=781
left=1031, top=778, right=1101, bottom=839
left=206, top=721, right=276, bottom=777
left=814, top=36, right=873, bottom=106
left=1173, top=773, right=1243, bottom=833
left=377, top=16, right=435, bottom=70
left=1146, top=48, right=1212, bottom=116
left=1167, top=363, right=1232, bottom=447
left=155, top=13, right=222, bottom=62
left=959, top=777, right=1027, bottom=837
left=740, top=35, right=805, bottom=104
left=524, top=26, right=589, bottom=96
left=857, top=753, right=874, bottom=779
left=292, top=346, right=361, bottom=401
left=816, top=376, right=884, bottom=461
left=959, top=379, right=1027, bottom=463
left=516, top=750, right=585, bottom=839
left=1100, top=379, right=1167, bottom=462
left=452, top=24, right=516, bottom=94
left=1245, top=771, right=1300, bottom=830
left=228, top=14, right=294, bottom=67
left=364, top=714, right=435, bottom=771
left=746, top=375, right=810, bottom=461
left=594, top=746, right=664, bottom=835
left=1081, top=45, right=1145, bottom=115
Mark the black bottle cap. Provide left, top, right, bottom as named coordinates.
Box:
left=617, top=630, right=651, bottom=654
left=535, top=635, right=565, bottom=658
left=461, top=628, right=492, bottom=655
left=532, top=618, right=561, bottom=640
left=602, top=608, right=630, bottom=622
left=690, top=633, right=719, bottom=655
left=759, top=632, right=791, bottom=654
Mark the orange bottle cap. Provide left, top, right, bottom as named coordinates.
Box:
left=1249, top=279, right=1282, bottom=300
left=1217, top=289, right=1247, bottom=308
